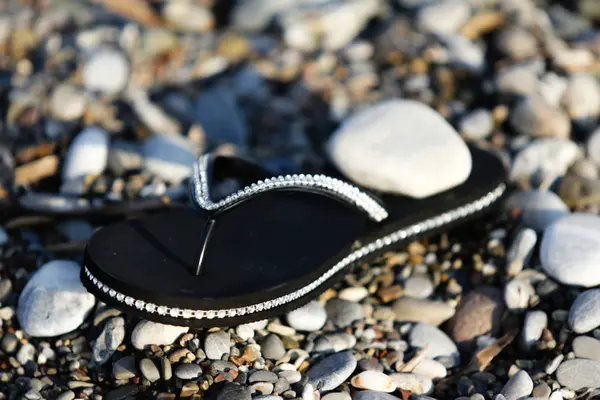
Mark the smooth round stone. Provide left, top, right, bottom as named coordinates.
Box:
left=404, top=274, right=434, bottom=299
left=306, top=350, right=357, bottom=392
left=541, top=214, right=600, bottom=287
left=448, top=286, right=504, bottom=351
left=17, top=260, right=95, bottom=337
left=326, top=299, right=364, bottom=328
left=139, top=358, right=160, bottom=383
left=392, top=297, right=455, bottom=326
left=0, top=278, right=12, bottom=302
left=496, top=65, right=538, bottom=96
left=568, top=289, right=600, bottom=333
left=327, top=99, right=472, bottom=199
left=501, top=370, right=533, bottom=400
left=62, top=126, right=109, bottom=181
left=278, top=370, right=301, bottom=384
left=107, top=140, right=143, bottom=175
left=286, top=301, right=327, bottom=331
left=82, top=49, right=129, bottom=95
left=505, top=190, right=569, bottom=232
left=236, top=324, right=256, bottom=341
left=444, top=34, right=485, bottom=74
left=314, top=333, right=357, bottom=353
left=587, top=128, right=600, bottom=167
left=205, top=331, right=231, bottom=360
left=416, top=0, right=470, bottom=35
left=509, top=95, right=571, bottom=139
left=389, top=373, right=434, bottom=395
left=354, top=392, right=402, bottom=400
left=538, top=72, right=569, bottom=107
left=562, top=72, right=600, bottom=121
left=322, top=393, right=352, bottom=400
left=506, top=228, right=537, bottom=276
left=573, top=336, right=600, bottom=361
left=318, top=0, right=383, bottom=51
left=17, top=343, right=35, bottom=365
left=510, top=138, right=580, bottom=186
left=142, top=135, right=196, bottom=183
left=93, top=317, right=125, bottom=365
left=259, top=334, right=286, bottom=360
left=351, top=371, right=396, bottom=392
left=175, top=363, right=202, bottom=380
left=504, top=279, right=535, bottom=312
left=556, top=359, right=600, bottom=390
left=50, top=84, right=86, bottom=121
left=521, top=311, right=547, bottom=350
left=411, top=359, right=447, bottom=379
left=163, top=1, right=213, bottom=32
left=249, top=370, right=278, bottom=383
left=131, top=320, right=189, bottom=350
left=459, top=109, right=494, bottom=141
left=495, top=26, right=538, bottom=59
left=112, top=356, right=137, bottom=380
left=408, top=323, right=460, bottom=367
left=338, top=287, right=369, bottom=302
left=358, top=359, right=384, bottom=373
left=1, top=332, right=18, bottom=353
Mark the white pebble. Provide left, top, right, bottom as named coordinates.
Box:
left=83, top=49, right=130, bottom=95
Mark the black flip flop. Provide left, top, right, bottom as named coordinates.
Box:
left=81, top=145, right=507, bottom=327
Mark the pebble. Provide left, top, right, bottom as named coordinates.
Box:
left=50, top=84, right=86, bottom=121
left=541, top=214, right=600, bottom=288
left=162, top=1, right=213, bottom=32
left=572, top=336, right=600, bottom=361
left=62, top=126, right=109, bottom=182
left=388, top=373, right=434, bottom=395
left=408, top=323, right=460, bottom=367
left=322, top=393, right=351, bottom=400
left=444, top=34, right=485, bottom=73
left=506, top=228, right=537, bottom=276
left=568, top=289, right=600, bottom=333
left=496, top=26, right=538, bottom=59
left=108, top=140, right=144, bottom=175
left=354, top=392, right=402, bottom=400
left=509, top=95, right=571, bottom=139
left=142, top=134, right=196, bottom=183
left=501, top=370, right=534, bottom=400
left=327, top=99, right=472, bottom=199
left=392, top=297, right=455, bottom=326
left=17, top=260, right=96, bottom=337
left=112, top=356, right=137, bottom=380
left=504, top=279, right=535, bottom=312
left=259, top=334, right=286, bottom=360
left=1, top=332, right=18, bottom=353
left=92, top=316, right=125, bottom=365
left=556, top=359, right=600, bottom=390
left=521, top=311, right=547, bottom=350
left=279, top=370, right=301, bottom=384
left=351, top=371, right=396, bottom=392
left=286, top=301, right=327, bottom=331
left=447, top=286, right=505, bottom=350
left=404, top=274, right=434, bottom=299
left=160, top=357, right=172, bottom=380
left=306, top=351, right=357, bottom=392
left=459, top=109, right=494, bottom=141
left=496, top=65, right=538, bottom=96
left=505, top=190, right=569, bottom=232
left=416, top=0, right=470, bottom=35
left=131, top=320, right=189, bottom=350
left=56, top=391, right=75, bottom=400
left=205, top=331, right=231, bottom=360
left=411, top=359, right=447, bottom=379
left=139, top=358, right=160, bottom=383
left=17, top=343, right=35, bottom=365
left=561, top=72, right=600, bottom=122
left=215, top=382, right=252, bottom=400
left=338, top=287, right=369, bottom=302
left=174, top=363, right=202, bottom=380
left=194, top=85, right=248, bottom=147
left=587, top=127, right=600, bottom=167
left=510, top=138, right=580, bottom=187
left=326, top=299, right=364, bottom=328
left=314, top=333, right=357, bottom=353
left=249, top=370, right=278, bottom=383
left=82, top=49, right=129, bottom=95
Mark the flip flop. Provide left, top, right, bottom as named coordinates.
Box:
left=81, top=145, right=507, bottom=327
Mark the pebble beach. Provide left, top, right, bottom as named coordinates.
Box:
left=1, top=0, right=600, bottom=400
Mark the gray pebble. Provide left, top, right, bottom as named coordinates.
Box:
left=545, top=354, right=564, bottom=374
left=505, top=190, right=569, bottom=232
left=205, top=330, right=231, bottom=360
left=556, top=358, right=600, bottom=390
left=521, top=311, right=547, bottom=350
left=326, top=299, right=363, bottom=328
left=501, top=370, right=534, bottom=400
left=278, top=370, right=301, bottom=384
left=112, top=356, right=137, bottom=380
left=510, top=95, right=570, bottom=139
left=306, top=350, right=357, bottom=391
left=260, top=334, right=286, bottom=360
left=175, top=363, right=202, bottom=380
left=569, top=289, right=600, bottom=333
left=286, top=301, right=327, bottom=331
left=93, top=316, right=125, bottom=365
left=160, top=357, right=172, bottom=380
left=408, top=323, right=460, bottom=367
left=273, top=377, right=290, bottom=394
left=17, top=343, right=36, bottom=365
left=56, top=391, right=75, bottom=400
left=404, top=274, right=434, bottom=299
left=139, top=358, right=160, bottom=383
left=0, top=278, right=12, bottom=302
left=496, top=65, right=538, bottom=96
left=358, top=358, right=384, bottom=373
left=459, top=109, right=494, bottom=141
left=354, top=391, right=402, bottom=399
left=506, top=228, right=537, bottom=276
left=572, top=336, right=600, bottom=361
left=496, top=26, right=539, bottom=59
left=532, top=382, right=551, bottom=398
left=1, top=332, right=18, bottom=353
left=249, top=370, right=278, bottom=383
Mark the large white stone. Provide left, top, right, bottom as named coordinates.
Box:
left=17, top=260, right=96, bottom=337
left=540, top=213, right=600, bottom=287
left=327, top=99, right=472, bottom=199
left=62, top=126, right=109, bottom=181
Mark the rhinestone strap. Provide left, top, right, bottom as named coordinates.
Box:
left=83, top=182, right=506, bottom=322
left=191, top=154, right=389, bottom=222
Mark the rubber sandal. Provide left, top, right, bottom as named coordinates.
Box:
left=81, top=145, right=508, bottom=327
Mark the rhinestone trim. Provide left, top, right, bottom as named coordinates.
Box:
left=83, top=183, right=506, bottom=321
left=191, top=154, right=389, bottom=222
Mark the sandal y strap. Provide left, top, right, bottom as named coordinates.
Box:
left=191, top=153, right=389, bottom=222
